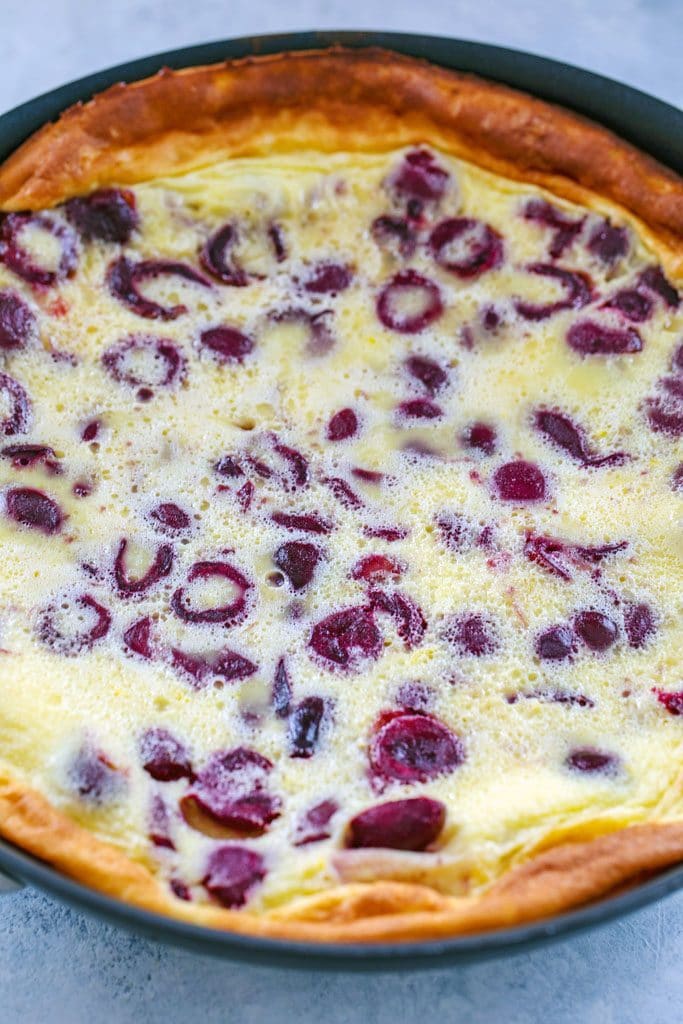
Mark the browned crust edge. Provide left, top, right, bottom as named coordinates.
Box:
left=0, top=48, right=682, bottom=273
left=2, top=772, right=683, bottom=943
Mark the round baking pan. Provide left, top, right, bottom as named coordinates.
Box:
left=1, top=30, right=682, bottom=969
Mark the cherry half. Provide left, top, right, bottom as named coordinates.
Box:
left=107, top=256, right=211, bottom=320
left=376, top=270, right=443, bottom=333
left=6, top=486, right=62, bottom=533
left=65, top=188, right=138, bottom=244
left=309, top=604, right=382, bottom=670
left=429, top=218, right=503, bottom=279
left=534, top=409, right=627, bottom=467
left=182, top=747, right=280, bottom=834
left=370, top=711, right=464, bottom=785
left=515, top=263, right=592, bottom=321
left=0, top=373, right=31, bottom=436
left=114, top=538, right=173, bottom=596
left=38, top=593, right=111, bottom=654
left=493, top=460, right=546, bottom=501
left=346, top=797, right=446, bottom=851
left=0, top=290, right=34, bottom=350
left=0, top=213, right=78, bottom=286
left=202, top=846, right=266, bottom=908
left=171, top=560, right=252, bottom=626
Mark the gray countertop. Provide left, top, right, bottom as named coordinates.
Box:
left=1, top=2, right=682, bottom=1021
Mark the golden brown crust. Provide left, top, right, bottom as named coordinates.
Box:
left=1, top=47, right=683, bottom=942
left=1, top=48, right=682, bottom=274
left=2, top=771, right=683, bottom=942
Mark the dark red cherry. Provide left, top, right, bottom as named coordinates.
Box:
left=172, top=647, right=257, bottom=688
left=39, top=594, right=111, bottom=654
left=200, top=325, right=254, bottom=363
left=351, top=467, right=384, bottom=484
left=303, top=263, right=352, bottom=294
left=397, top=398, right=442, bottom=420
left=624, top=602, right=656, bottom=648
left=523, top=199, right=583, bottom=259
left=202, top=846, right=266, bottom=908
left=588, top=221, right=628, bottom=264
left=405, top=355, right=448, bottom=395
left=309, top=605, right=382, bottom=669
left=293, top=799, right=338, bottom=845
left=370, top=590, right=427, bottom=649
left=289, top=696, right=326, bottom=758
left=574, top=610, right=618, bottom=651
left=558, top=535, right=619, bottom=575
left=6, top=486, right=62, bottom=533
left=429, top=218, right=503, bottom=279
left=638, top=266, right=679, bottom=308
left=446, top=613, right=498, bottom=656
left=214, top=453, right=244, bottom=480
left=389, top=149, right=449, bottom=202
left=68, top=745, right=122, bottom=803
left=0, top=213, right=78, bottom=286
left=149, top=502, right=191, bottom=533
left=535, top=625, right=576, bottom=661
left=321, top=476, right=364, bottom=510
left=273, top=540, right=320, bottom=590
left=149, top=793, right=175, bottom=850
left=271, top=511, right=333, bottom=535
left=200, top=224, right=250, bottom=286
left=655, top=690, right=683, bottom=716
left=245, top=434, right=309, bottom=491
left=351, top=554, right=404, bottom=582
left=272, top=657, right=292, bottom=718
left=371, top=216, right=417, bottom=259
left=534, top=408, right=627, bottom=467
left=65, top=188, right=138, bottom=244
left=370, top=711, right=464, bottom=784
left=140, top=727, right=193, bottom=782
left=107, top=257, right=211, bottom=320
left=0, top=290, right=34, bottom=350
left=661, top=376, right=683, bottom=400
left=566, top=747, right=618, bottom=775
left=102, top=336, right=184, bottom=393
left=114, top=539, right=173, bottom=595
left=645, top=398, right=683, bottom=437
left=268, top=223, right=287, bottom=262
left=123, top=616, right=153, bottom=659
left=169, top=878, right=192, bottom=901
left=461, top=421, right=497, bottom=456
left=493, top=460, right=546, bottom=501
left=81, top=419, right=101, bottom=443
left=327, top=407, right=358, bottom=441
left=567, top=320, right=643, bottom=356
left=171, top=560, right=252, bottom=626
left=604, top=288, right=653, bottom=323
left=183, top=747, right=280, bottom=833
left=0, top=373, right=31, bottom=436
left=376, top=271, right=443, bottom=333
left=672, top=464, right=683, bottom=491
left=515, top=263, right=592, bottom=321
left=346, top=797, right=445, bottom=851
left=1, top=443, right=60, bottom=474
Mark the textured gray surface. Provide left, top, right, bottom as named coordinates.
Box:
left=1, top=2, right=683, bottom=1021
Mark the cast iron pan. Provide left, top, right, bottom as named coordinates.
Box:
left=1, top=30, right=682, bottom=969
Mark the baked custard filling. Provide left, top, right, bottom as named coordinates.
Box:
left=0, top=146, right=681, bottom=913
